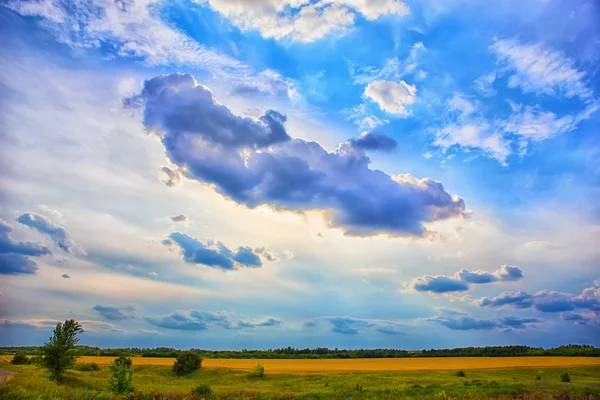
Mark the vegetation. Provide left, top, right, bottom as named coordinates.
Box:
left=73, top=362, right=100, bottom=371
left=108, top=356, right=135, bottom=394
left=246, top=363, right=265, bottom=378
left=191, top=384, right=213, bottom=396
left=38, top=319, right=84, bottom=383
left=2, top=344, right=598, bottom=359
left=172, top=351, right=202, bottom=376
left=457, top=370, right=467, bottom=377
left=561, top=373, right=571, bottom=383
left=10, top=353, right=29, bottom=365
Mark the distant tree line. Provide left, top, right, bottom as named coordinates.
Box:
left=2, top=344, right=598, bottom=358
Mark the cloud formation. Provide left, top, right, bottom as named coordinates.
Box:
left=16, top=213, right=85, bottom=255
left=127, top=73, right=466, bottom=238
left=93, top=305, right=137, bottom=321
left=165, top=232, right=263, bottom=270
left=0, top=218, right=51, bottom=275
left=349, top=131, right=398, bottom=152
left=305, top=316, right=405, bottom=335
left=365, top=80, right=416, bottom=116
left=170, top=214, right=188, bottom=223
left=145, top=310, right=282, bottom=331
left=426, top=311, right=541, bottom=331
left=410, top=265, right=523, bottom=294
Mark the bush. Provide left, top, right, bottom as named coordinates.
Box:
left=456, top=370, right=466, bottom=377
left=74, top=362, right=100, bottom=371
left=536, top=374, right=542, bottom=380
left=109, top=356, right=134, bottom=394
left=191, top=384, right=213, bottom=396
left=172, top=351, right=202, bottom=376
left=247, top=363, right=265, bottom=378
left=561, top=372, right=571, bottom=383
left=10, top=353, right=29, bottom=365
left=353, top=383, right=364, bottom=392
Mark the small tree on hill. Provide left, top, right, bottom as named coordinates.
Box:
left=39, top=319, right=84, bottom=383
left=109, top=356, right=134, bottom=394
left=172, top=351, right=202, bottom=376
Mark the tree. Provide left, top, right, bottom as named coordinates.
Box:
left=172, top=351, right=202, bottom=376
left=39, top=319, right=84, bottom=383
left=108, top=356, right=134, bottom=394
left=11, top=353, right=29, bottom=365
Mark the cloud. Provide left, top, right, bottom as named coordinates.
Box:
left=201, top=0, right=409, bottom=43
left=254, top=247, right=280, bottom=262
left=170, top=214, right=188, bottom=223
left=127, top=73, right=466, bottom=238
left=478, top=283, right=600, bottom=314
left=139, top=329, right=161, bottom=335
left=0, top=253, right=38, bottom=275
left=473, top=72, right=497, bottom=97
left=166, top=232, right=263, bottom=270
left=491, top=37, right=592, bottom=100
left=349, top=131, right=398, bottom=151
left=364, top=80, right=417, bottom=116
left=410, top=265, right=522, bottom=294
left=16, top=213, right=85, bottom=255
left=145, top=310, right=281, bottom=331
left=410, top=276, right=469, bottom=293
left=160, top=166, right=181, bottom=187
left=305, top=316, right=406, bottom=335
left=61, top=273, right=70, bottom=279
left=5, top=319, right=123, bottom=333
left=426, top=314, right=541, bottom=331
left=0, top=219, right=51, bottom=257
left=93, top=305, right=137, bottom=321
left=560, top=312, right=599, bottom=326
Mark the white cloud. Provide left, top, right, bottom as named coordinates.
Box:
left=491, top=38, right=592, bottom=100
left=365, top=80, right=417, bottom=116
left=200, top=0, right=409, bottom=43
left=7, top=0, right=296, bottom=98
left=473, top=72, right=497, bottom=97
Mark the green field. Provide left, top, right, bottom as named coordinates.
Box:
left=1, top=359, right=599, bottom=400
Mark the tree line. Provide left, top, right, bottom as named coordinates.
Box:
left=3, top=343, right=598, bottom=358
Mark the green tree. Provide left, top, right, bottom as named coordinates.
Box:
left=11, top=353, right=29, bottom=365
left=172, top=351, right=202, bottom=376
left=39, top=319, right=83, bottom=383
left=108, top=356, right=134, bottom=394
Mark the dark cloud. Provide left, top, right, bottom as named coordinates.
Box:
left=93, top=305, right=136, bottom=321
left=0, top=253, right=38, bottom=275
left=533, top=291, right=576, bottom=313
left=126, top=73, right=466, bottom=238
left=411, top=276, right=469, bottom=293
left=307, top=316, right=405, bottom=335
left=160, top=166, right=181, bottom=187
left=16, top=213, right=84, bottom=255
left=61, top=273, right=70, bottom=279
left=170, top=214, right=188, bottom=223
left=230, top=85, right=263, bottom=97
left=426, top=314, right=541, bottom=331
left=349, top=131, right=398, bottom=152
left=477, top=291, right=534, bottom=309
left=145, top=310, right=281, bottom=331
left=166, top=232, right=262, bottom=270
left=411, top=265, right=523, bottom=295
left=328, top=317, right=374, bottom=335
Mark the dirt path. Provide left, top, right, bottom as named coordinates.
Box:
left=0, top=369, right=13, bottom=385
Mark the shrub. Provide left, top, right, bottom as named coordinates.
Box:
left=74, top=362, right=100, bottom=371
left=536, top=374, right=542, bottom=381
left=191, top=384, right=213, bottom=396
left=353, top=383, right=364, bottom=392
left=172, top=351, right=202, bottom=376
left=247, top=363, right=265, bottom=378
left=39, top=319, right=84, bottom=383
left=561, top=372, right=571, bottom=383
left=109, top=356, right=134, bottom=394
left=456, top=370, right=466, bottom=377
left=10, top=353, right=29, bottom=365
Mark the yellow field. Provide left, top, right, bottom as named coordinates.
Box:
left=71, top=356, right=600, bottom=373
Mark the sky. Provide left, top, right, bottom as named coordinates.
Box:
left=0, top=0, right=599, bottom=350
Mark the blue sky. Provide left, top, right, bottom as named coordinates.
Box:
left=0, top=0, right=599, bottom=350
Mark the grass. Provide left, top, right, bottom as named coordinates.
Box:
left=1, top=358, right=599, bottom=399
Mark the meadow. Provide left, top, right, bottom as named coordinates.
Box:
left=1, top=356, right=599, bottom=399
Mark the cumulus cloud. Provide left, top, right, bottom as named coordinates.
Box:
left=165, top=232, right=263, bottom=270
left=410, top=265, right=523, bottom=294
left=200, top=0, right=409, bottom=43
left=365, top=80, right=417, bottom=116
left=16, top=213, right=85, bottom=255
left=0, top=253, right=38, bottom=275
left=160, top=166, right=181, bottom=187
left=306, top=316, right=405, bottom=335
left=93, top=305, right=137, bottom=321
left=349, top=131, right=398, bottom=151
left=145, top=310, right=281, bottom=330
left=560, top=311, right=599, bottom=326
left=127, top=73, right=466, bottom=238
left=478, top=283, right=600, bottom=315
left=426, top=313, right=541, bottom=331
left=170, top=214, right=188, bottom=223
left=0, top=219, right=52, bottom=275
left=491, top=38, right=592, bottom=100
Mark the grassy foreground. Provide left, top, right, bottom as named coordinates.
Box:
left=1, top=360, right=599, bottom=399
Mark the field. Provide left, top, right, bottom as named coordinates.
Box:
left=1, top=356, right=600, bottom=399
left=72, top=356, right=600, bottom=373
